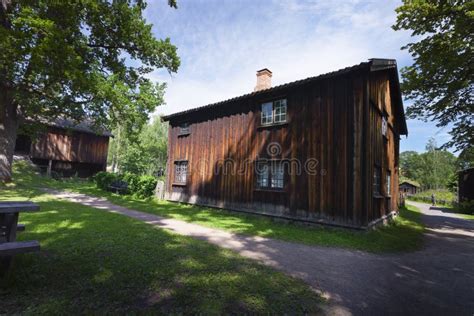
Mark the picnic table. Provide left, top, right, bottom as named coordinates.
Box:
left=0, top=201, right=41, bottom=276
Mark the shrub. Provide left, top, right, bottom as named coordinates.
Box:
left=121, top=172, right=157, bottom=198
left=94, top=171, right=121, bottom=190
left=94, top=171, right=157, bottom=198
left=135, top=175, right=158, bottom=198
left=457, top=200, right=474, bottom=215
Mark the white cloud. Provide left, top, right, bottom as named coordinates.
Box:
left=145, top=0, right=412, bottom=116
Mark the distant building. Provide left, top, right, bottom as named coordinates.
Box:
left=399, top=181, right=420, bottom=195
left=458, top=168, right=474, bottom=202
left=14, top=118, right=112, bottom=177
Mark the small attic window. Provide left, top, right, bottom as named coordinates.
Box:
left=178, top=123, right=190, bottom=136
left=382, top=116, right=388, bottom=139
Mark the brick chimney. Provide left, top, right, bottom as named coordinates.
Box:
left=254, top=68, right=272, bottom=92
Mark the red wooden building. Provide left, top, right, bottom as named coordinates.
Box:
left=15, top=118, right=111, bottom=177
left=163, top=59, right=408, bottom=229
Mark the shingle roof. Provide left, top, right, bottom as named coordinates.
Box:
left=32, top=117, right=113, bottom=137
left=400, top=180, right=421, bottom=187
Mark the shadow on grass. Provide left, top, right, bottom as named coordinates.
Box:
left=8, top=161, right=426, bottom=251
left=0, top=188, right=322, bottom=314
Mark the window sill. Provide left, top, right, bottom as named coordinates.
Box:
left=373, top=194, right=384, bottom=199
left=257, top=122, right=288, bottom=129
left=254, top=188, right=287, bottom=193
left=172, top=182, right=187, bottom=186
left=178, top=132, right=190, bottom=137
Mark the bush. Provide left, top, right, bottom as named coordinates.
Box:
left=94, top=171, right=121, bottom=190
left=96, top=172, right=158, bottom=199
left=134, top=175, right=158, bottom=198
left=457, top=200, right=474, bottom=215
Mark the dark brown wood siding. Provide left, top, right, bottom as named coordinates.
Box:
left=165, top=67, right=403, bottom=228
left=30, top=127, right=109, bottom=165
left=364, top=70, right=400, bottom=224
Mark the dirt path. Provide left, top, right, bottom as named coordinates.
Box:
left=46, top=190, right=474, bottom=316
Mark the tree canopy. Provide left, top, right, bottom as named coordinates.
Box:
left=109, top=115, right=168, bottom=176
left=400, top=138, right=457, bottom=189
left=0, top=0, right=180, bottom=180
left=393, top=0, right=474, bottom=152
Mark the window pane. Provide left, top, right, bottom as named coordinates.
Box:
left=256, top=162, right=269, bottom=188
left=271, top=162, right=284, bottom=189
left=386, top=172, right=391, bottom=195
left=274, top=99, right=287, bottom=123
left=175, top=161, right=188, bottom=183
left=180, top=123, right=190, bottom=134
left=373, top=167, right=381, bottom=195
left=261, top=102, right=273, bottom=125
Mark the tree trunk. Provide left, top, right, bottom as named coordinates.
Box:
left=0, top=92, right=18, bottom=182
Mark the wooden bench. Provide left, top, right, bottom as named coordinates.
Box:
left=0, top=241, right=40, bottom=256
left=108, top=180, right=128, bottom=194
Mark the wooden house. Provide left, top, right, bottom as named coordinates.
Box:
left=458, top=167, right=474, bottom=202
left=399, top=181, right=420, bottom=195
left=14, top=118, right=111, bottom=177
left=163, top=59, right=408, bottom=229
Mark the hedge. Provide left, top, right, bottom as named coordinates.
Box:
left=93, top=171, right=158, bottom=198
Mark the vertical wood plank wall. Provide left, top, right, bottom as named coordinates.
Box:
left=30, top=127, right=109, bottom=165
left=166, top=69, right=402, bottom=228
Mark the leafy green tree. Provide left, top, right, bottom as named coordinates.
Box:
left=400, top=138, right=457, bottom=189
left=457, top=147, right=474, bottom=169
left=393, top=0, right=474, bottom=152
left=109, top=115, right=168, bottom=176
left=0, top=0, right=179, bottom=181
left=400, top=150, right=423, bottom=180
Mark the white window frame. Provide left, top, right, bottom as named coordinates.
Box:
left=261, top=102, right=273, bottom=125
left=382, top=116, right=388, bottom=137
left=386, top=171, right=391, bottom=196
left=174, top=161, right=188, bottom=184
left=271, top=162, right=284, bottom=189
left=256, top=160, right=285, bottom=190
left=256, top=162, right=269, bottom=188
left=373, top=166, right=381, bottom=196
left=260, top=99, right=287, bottom=125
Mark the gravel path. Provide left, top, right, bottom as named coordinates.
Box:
left=46, top=190, right=474, bottom=316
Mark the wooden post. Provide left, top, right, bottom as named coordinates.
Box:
left=46, top=159, right=52, bottom=176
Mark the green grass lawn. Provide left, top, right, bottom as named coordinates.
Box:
left=10, top=161, right=424, bottom=253
left=460, top=213, right=474, bottom=220
left=0, top=181, right=322, bottom=314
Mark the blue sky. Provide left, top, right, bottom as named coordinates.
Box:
left=141, top=0, right=454, bottom=154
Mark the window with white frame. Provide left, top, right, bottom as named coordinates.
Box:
left=271, top=163, right=284, bottom=189
left=382, top=116, right=388, bottom=138
left=174, top=161, right=188, bottom=184
left=256, top=161, right=285, bottom=189
left=373, top=166, right=381, bottom=196
left=386, top=171, right=391, bottom=196
left=261, top=102, right=273, bottom=125
left=273, top=99, right=287, bottom=123
left=260, top=99, right=287, bottom=125
left=256, top=162, right=269, bottom=188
